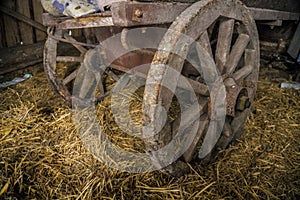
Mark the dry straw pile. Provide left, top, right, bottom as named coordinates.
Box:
left=0, top=64, right=299, bottom=199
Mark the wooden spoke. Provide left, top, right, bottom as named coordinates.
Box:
left=44, top=29, right=94, bottom=103
left=232, top=64, right=253, bottom=81
left=183, top=119, right=208, bottom=162
left=198, top=119, right=224, bottom=159
left=171, top=99, right=208, bottom=135
left=111, top=62, right=209, bottom=96
left=63, top=68, right=79, bottom=85
left=231, top=108, right=251, bottom=139
left=244, top=49, right=256, bottom=68
left=141, top=0, right=259, bottom=174
left=63, top=33, right=87, bottom=54
left=224, top=33, right=250, bottom=74
left=78, top=71, right=96, bottom=99
left=56, top=56, right=83, bottom=62
left=215, top=19, right=235, bottom=73
left=106, top=70, right=120, bottom=81
left=198, top=31, right=213, bottom=58
left=216, top=120, right=233, bottom=149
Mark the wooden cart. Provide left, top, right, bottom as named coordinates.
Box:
left=42, top=0, right=300, bottom=175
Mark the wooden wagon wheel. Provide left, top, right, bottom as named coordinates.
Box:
left=142, top=0, right=259, bottom=175
left=44, top=26, right=149, bottom=104
left=44, top=27, right=91, bottom=103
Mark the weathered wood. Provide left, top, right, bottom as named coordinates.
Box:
left=16, top=0, right=34, bottom=45
left=215, top=19, right=234, bottom=73
left=71, top=29, right=83, bottom=38
left=32, top=0, right=47, bottom=41
left=0, top=42, right=44, bottom=75
left=0, top=13, right=4, bottom=47
left=42, top=13, right=114, bottom=29
left=216, top=120, right=233, bottom=150
left=1, top=0, right=20, bottom=47
left=244, top=49, right=256, bottom=67
left=242, top=0, right=300, bottom=13
left=64, top=33, right=87, bottom=54
left=56, top=56, right=83, bottom=62
left=232, top=65, right=253, bottom=81
left=198, top=31, right=213, bottom=58
left=224, top=33, right=250, bottom=74
left=231, top=108, right=250, bottom=140
left=0, top=5, right=47, bottom=32
left=110, top=63, right=209, bottom=96
left=111, top=1, right=189, bottom=27
left=287, top=22, right=300, bottom=59
left=249, top=7, right=300, bottom=21
left=63, top=69, right=79, bottom=85
left=183, top=119, right=208, bottom=162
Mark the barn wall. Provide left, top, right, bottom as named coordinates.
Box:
left=0, top=0, right=47, bottom=48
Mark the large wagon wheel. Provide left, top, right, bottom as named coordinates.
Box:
left=142, top=0, right=259, bottom=175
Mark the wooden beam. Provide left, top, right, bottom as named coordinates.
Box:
left=249, top=7, right=300, bottom=21
left=287, top=22, right=300, bottom=59
left=42, top=13, right=113, bottom=29
left=1, top=0, right=20, bottom=47
left=0, top=42, right=44, bottom=75
left=16, top=0, right=34, bottom=44
left=32, top=0, right=47, bottom=41
left=0, top=5, right=47, bottom=32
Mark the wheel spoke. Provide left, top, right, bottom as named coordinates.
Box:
left=217, top=120, right=233, bottom=150
left=97, top=79, right=105, bottom=95
left=56, top=56, right=83, bottom=62
left=244, top=49, right=256, bottom=68
left=156, top=53, right=188, bottom=111
left=64, top=33, right=87, bottom=54
left=78, top=71, right=96, bottom=99
left=183, top=119, right=208, bottom=162
left=232, top=64, right=253, bottom=81
left=198, top=31, right=213, bottom=58
left=198, top=119, right=223, bottom=159
left=171, top=99, right=208, bottom=135
left=224, top=33, right=250, bottom=74
left=231, top=108, right=250, bottom=139
left=215, top=19, right=235, bottom=73
left=111, top=62, right=209, bottom=96
left=63, top=68, right=79, bottom=85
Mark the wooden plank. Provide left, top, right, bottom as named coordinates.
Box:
left=111, top=2, right=189, bottom=27
left=0, top=5, right=46, bottom=32
left=249, top=7, right=300, bottom=21
left=287, top=22, right=300, bottom=59
left=16, top=0, right=34, bottom=45
left=71, top=29, right=83, bottom=37
left=1, top=0, right=20, bottom=47
left=32, top=0, right=47, bottom=41
left=0, top=42, right=44, bottom=75
left=0, top=13, right=4, bottom=47
left=42, top=13, right=113, bottom=29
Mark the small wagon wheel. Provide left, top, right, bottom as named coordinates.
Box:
left=44, top=27, right=92, bottom=103
left=142, top=0, right=259, bottom=174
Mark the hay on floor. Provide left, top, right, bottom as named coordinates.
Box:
left=0, top=62, right=299, bottom=199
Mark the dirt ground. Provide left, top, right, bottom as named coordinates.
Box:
left=0, top=56, right=299, bottom=199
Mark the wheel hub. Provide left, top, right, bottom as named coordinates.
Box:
left=224, top=77, right=251, bottom=117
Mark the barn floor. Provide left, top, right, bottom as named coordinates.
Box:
left=0, top=56, right=299, bottom=199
